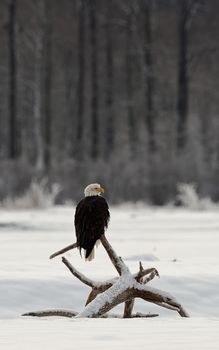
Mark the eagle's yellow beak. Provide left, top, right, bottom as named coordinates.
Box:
left=99, top=186, right=105, bottom=193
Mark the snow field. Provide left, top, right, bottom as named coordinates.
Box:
left=0, top=206, right=219, bottom=349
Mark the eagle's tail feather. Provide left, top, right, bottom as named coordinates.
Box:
left=84, top=239, right=101, bottom=261
left=85, top=248, right=95, bottom=261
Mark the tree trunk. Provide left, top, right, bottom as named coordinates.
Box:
left=43, top=0, right=52, bottom=172
left=105, top=2, right=114, bottom=159
left=33, top=0, right=45, bottom=173
left=75, top=0, right=86, bottom=160
left=8, top=0, right=17, bottom=159
left=177, top=0, right=189, bottom=151
left=89, top=0, right=99, bottom=159
left=126, top=12, right=136, bottom=156
left=143, top=0, right=155, bottom=152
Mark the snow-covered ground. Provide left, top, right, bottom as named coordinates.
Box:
left=1, top=205, right=219, bottom=349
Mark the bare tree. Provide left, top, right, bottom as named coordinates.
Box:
left=33, top=0, right=46, bottom=174
left=43, top=0, right=52, bottom=172
left=176, top=0, right=194, bottom=151
left=176, top=0, right=204, bottom=152
left=142, top=0, right=155, bottom=152
left=104, top=1, right=114, bottom=158
left=89, top=0, right=99, bottom=159
left=8, top=0, right=18, bottom=159
left=125, top=7, right=136, bottom=155
left=1, top=0, right=219, bottom=203
left=75, top=0, right=86, bottom=160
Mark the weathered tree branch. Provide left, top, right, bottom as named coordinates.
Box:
left=62, top=254, right=158, bottom=288
left=22, top=309, right=158, bottom=319
left=62, top=256, right=96, bottom=288
left=143, top=269, right=160, bottom=284
left=100, top=234, right=123, bottom=275
left=22, top=310, right=78, bottom=318
left=74, top=269, right=189, bottom=318
left=135, top=265, right=159, bottom=282
left=62, top=235, right=187, bottom=317
left=136, top=287, right=189, bottom=318
left=133, top=312, right=159, bottom=318
left=49, top=242, right=77, bottom=259
left=49, top=234, right=124, bottom=276
left=25, top=233, right=189, bottom=319
left=123, top=299, right=135, bottom=318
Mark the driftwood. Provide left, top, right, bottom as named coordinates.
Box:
left=22, top=309, right=159, bottom=319
left=49, top=243, right=77, bottom=259
left=23, top=234, right=189, bottom=318
left=22, top=310, right=78, bottom=318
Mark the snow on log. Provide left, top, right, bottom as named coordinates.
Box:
left=75, top=266, right=189, bottom=318
left=23, top=234, right=189, bottom=318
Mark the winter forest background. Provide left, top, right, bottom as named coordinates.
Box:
left=0, top=0, right=219, bottom=205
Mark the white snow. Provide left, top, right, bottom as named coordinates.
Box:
left=1, top=205, right=219, bottom=349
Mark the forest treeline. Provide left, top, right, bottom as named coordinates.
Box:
left=0, top=0, right=219, bottom=204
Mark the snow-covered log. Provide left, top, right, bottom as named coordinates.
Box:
left=73, top=259, right=188, bottom=318
left=23, top=234, right=189, bottom=318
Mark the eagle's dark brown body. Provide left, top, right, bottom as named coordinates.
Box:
left=74, top=195, right=110, bottom=260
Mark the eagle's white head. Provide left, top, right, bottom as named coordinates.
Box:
left=84, top=183, right=105, bottom=197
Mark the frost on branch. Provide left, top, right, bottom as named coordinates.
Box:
left=23, top=235, right=189, bottom=319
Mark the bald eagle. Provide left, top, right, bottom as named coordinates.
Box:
left=74, top=183, right=110, bottom=261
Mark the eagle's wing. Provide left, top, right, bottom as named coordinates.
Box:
left=74, top=196, right=110, bottom=258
